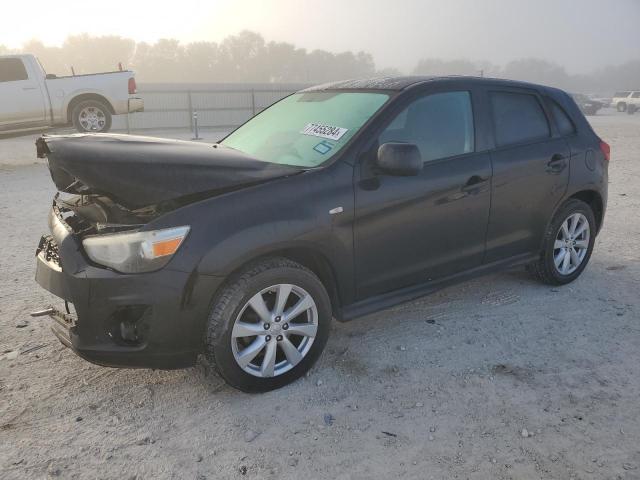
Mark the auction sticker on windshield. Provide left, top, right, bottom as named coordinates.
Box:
left=301, top=123, right=348, bottom=141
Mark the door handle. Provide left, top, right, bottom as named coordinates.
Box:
left=546, top=154, right=567, bottom=174
left=461, top=175, right=489, bottom=193
left=22, top=87, right=37, bottom=91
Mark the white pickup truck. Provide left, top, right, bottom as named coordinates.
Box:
left=0, top=54, right=143, bottom=134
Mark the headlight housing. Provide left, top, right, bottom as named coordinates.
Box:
left=82, top=226, right=190, bottom=273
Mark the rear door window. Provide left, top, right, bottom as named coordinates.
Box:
left=614, top=91, right=630, bottom=98
left=378, top=91, right=475, bottom=162
left=548, top=99, right=575, bottom=136
left=0, top=58, right=29, bottom=82
left=490, top=91, right=550, bottom=147
left=632, top=92, right=640, bottom=98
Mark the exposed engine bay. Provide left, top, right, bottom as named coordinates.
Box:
left=36, top=133, right=303, bottom=237
left=55, top=193, right=159, bottom=236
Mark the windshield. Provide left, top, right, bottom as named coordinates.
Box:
left=221, top=91, right=390, bottom=167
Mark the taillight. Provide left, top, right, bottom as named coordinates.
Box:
left=599, top=140, right=610, bottom=161
left=128, top=77, right=137, bottom=94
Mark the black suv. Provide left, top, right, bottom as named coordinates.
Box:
left=34, top=76, right=609, bottom=392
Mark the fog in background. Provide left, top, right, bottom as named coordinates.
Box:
left=2, top=0, right=639, bottom=93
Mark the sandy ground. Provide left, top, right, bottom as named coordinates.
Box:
left=1, top=110, right=639, bottom=479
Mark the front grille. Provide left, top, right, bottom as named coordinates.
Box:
left=37, top=235, right=60, bottom=268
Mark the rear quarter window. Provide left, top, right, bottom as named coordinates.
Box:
left=547, top=99, right=576, bottom=136
left=0, top=58, right=29, bottom=82
left=490, top=91, right=550, bottom=147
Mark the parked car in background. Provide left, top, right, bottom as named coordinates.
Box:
left=571, top=93, right=603, bottom=116
left=33, top=76, right=609, bottom=392
left=0, top=54, right=143, bottom=134
left=588, top=94, right=612, bottom=108
left=612, top=91, right=640, bottom=113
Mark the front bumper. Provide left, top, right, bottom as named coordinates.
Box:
left=34, top=208, right=223, bottom=370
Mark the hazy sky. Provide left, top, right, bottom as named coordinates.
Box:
left=3, top=0, right=639, bottom=73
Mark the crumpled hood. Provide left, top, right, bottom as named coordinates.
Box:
left=36, top=133, right=302, bottom=209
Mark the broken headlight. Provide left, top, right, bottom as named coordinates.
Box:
left=82, top=226, right=190, bottom=273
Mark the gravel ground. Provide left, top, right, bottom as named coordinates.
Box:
left=1, top=111, right=639, bottom=479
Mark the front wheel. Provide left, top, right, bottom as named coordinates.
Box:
left=617, top=102, right=627, bottom=112
left=205, top=258, right=331, bottom=392
left=71, top=100, right=112, bottom=133
left=528, top=199, right=596, bottom=285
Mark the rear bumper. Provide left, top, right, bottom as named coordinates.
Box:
left=34, top=218, right=223, bottom=370
left=128, top=97, right=144, bottom=113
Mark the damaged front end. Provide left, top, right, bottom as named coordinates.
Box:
left=53, top=192, right=151, bottom=236
left=41, top=192, right=190, bottom=274
left=35, top=132, right=301, bottom=271
left=34, top=133, right=301, bottom=368
left=33, top=187, right=221, bottom=369
left=36, top=135, right=191, bottom=271
left=35, top=133, right=301, bottom=210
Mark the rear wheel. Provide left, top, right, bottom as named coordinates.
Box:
left=205, top=258, right=331, bottom=392
left=72, top=99, right=112, bottom=133
left=528, top=199, right=596, bottom=285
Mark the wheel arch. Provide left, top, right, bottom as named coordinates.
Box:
left=567, top=189, right=604, bottom=232
left=66, top=93, right=116, bottom=123
left=273, top=247, right=342, bottom=319
left=206, top=245, right=344, bottom=321
left=537, top=188, right=605, bottom=255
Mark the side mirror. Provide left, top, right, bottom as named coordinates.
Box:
left=376, top=142, right=423, bottom=176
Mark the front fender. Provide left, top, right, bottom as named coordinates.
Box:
left=147, top=162, right=356, bottom=303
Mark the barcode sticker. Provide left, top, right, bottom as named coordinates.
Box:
left=301, top=123, right=348, bottom=141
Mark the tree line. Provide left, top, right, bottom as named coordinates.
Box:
left=2, top=31, right=376, bottom=83
left=2, top=31, right=638, bottom=93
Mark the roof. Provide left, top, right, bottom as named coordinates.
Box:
left=302, top=76, right=438, bottom=92
left=302, top=75, right=553, bottom=93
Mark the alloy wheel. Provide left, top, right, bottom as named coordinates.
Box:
left=231, top=284, right=318, bottom=378
left=553, top=212, right=590, bottom=275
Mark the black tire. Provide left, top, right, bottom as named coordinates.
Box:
left=205, top=257, right=331, bottom=393
left=71, top=99, right=112, bottom=133
left=528, top=199, right=596, bottom=286
left=617, top=102, right=627, bottom=112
